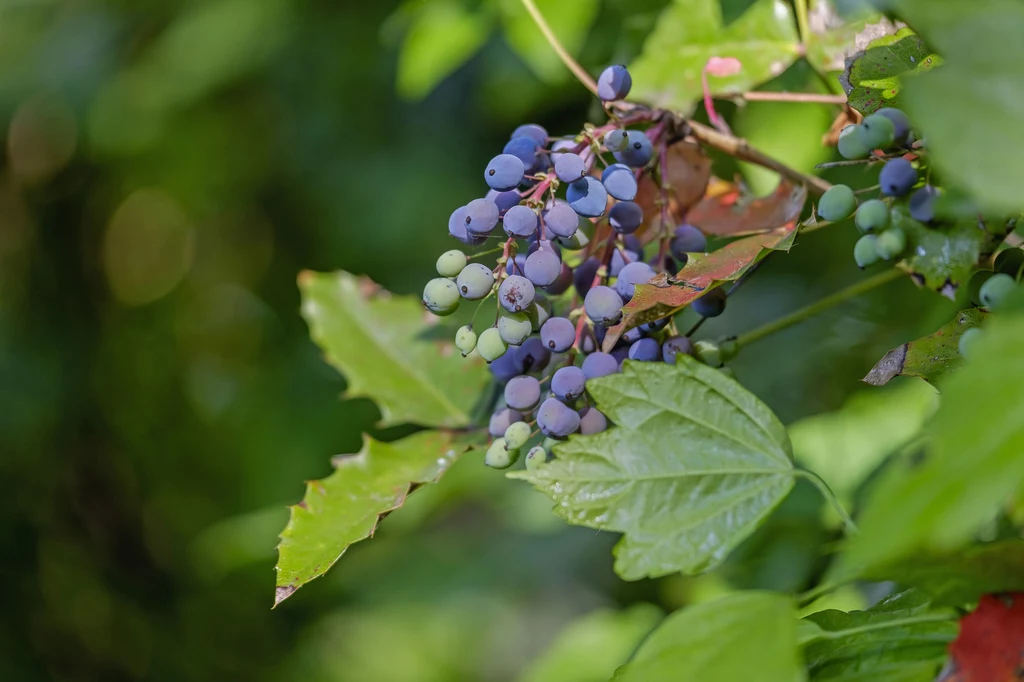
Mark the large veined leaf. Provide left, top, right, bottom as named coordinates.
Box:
left=518, top=605, right=663, bottom=682
left=800, top=590, right=958, bottom=682
left=612, top=592, right=802, bottom=681
left=840, top=311, right=1024, bottom=577
left=863, top=308, right=987, bottom=386
left=602, top=223, right=798, bottom=350
left=863, top=540, right=1024, bottom=607
left=275, top=431, right=463, bottom=605
left=511, top=360, right=795, bottom=580
left=299, top=270, right=488, bottom=428
left=838, top=27, right=941, bottom=114
left=888, top=0, right=1024, bottom=213
left=805, top=2, right=887, bottom=74
left=630, top=0, right=800, bottom=114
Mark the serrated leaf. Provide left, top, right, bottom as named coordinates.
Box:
left=839, top=27, right=942, bottom=114
left=805, top=3, right=889, bottom=74
left=891, top=206, right=988, bottom=297
left=840, top=311, right=1024, bottom=577
left=275, top=431, right=463, bottom=605
left=630, top=0, right=800, bottom=114
left=602, top=222, right=798, bottom=350
left=499, top=0, right=598, bottom=84
left=510, top=360, right=795, bottom=580
left=863, top=308, right=988, bottom=387
left=863, top=540, right=1024, bottom=607
left=299, top=270, right=488, bottom=428
left=801, top=589, right=958, bottom=682
left=518, top=605, right=663, bottom=682
left=889, top=0, right=1024, bottom=214
left=612, top=592, right=802, bottom=681
left=396, top=0, right=491, bottom=99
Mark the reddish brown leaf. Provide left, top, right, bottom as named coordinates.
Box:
left=635, top=139, right=712, bottom=240
left=602, top=223, right=798, bottom=350
left=938, top=593, right=1024, bottom=682
left=687, top=180, right=807, bottom=237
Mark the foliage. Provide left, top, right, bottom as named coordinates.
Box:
left=6, top=0, right=1024, bottom=680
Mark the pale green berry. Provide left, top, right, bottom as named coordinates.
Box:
left=477, top=327, right=508, bottom=363
left=485, top=438, right=519, bottom=469
left=423, top=278, right=460, bottom=316
left=504, top=421, right=531, bottom=450
left=436, top=249, right=468, bottom=277
left=524, top=445, right=549, bottom=470
left=455, top=325, right=477, bottom=356
left=497, top=311, right=532, bottom=346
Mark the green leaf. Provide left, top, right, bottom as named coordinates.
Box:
left=500, top=0, right=598, bottom=84
left=612, top=592, right=802, bottom=681
left=840, top=311, right=1024, bottom=576
left=804, top=2, right=886, bottom=75
left=789, top=381, right=937, bottom=506
left=630, top=0, right=801, bottom=114
left=863, top=308, right=988, bottom=387
left=510, top=359, right=795, bottom=580
left=839, top=27, right=941, bottom=114
left=863, top=540, right=1024, bottom=606
left=518, top=605, right=663, bottom=682
left=889, top=0, right=1024, bottom=213
left=299, top=270, right=488, bottom=428
left=396, top=0, right=491, bottom=99
left=891, top=206, right=988, bottom=297
left=275, top=431, right=463, bottom=605
left=800, top=590, right=957, bottom=682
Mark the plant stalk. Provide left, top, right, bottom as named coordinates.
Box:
left=736, top=268, right=903, bottom=348
left=519, top=0, right=599, bottom=96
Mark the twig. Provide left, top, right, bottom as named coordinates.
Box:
left=519, top=0, right=599, bottom=96
left=795, top=469, right=858, bottom=536
left=741, top=92, right=846, bottom=104
left=736, top=268, right=903, bottom=347
left=687, top=119, right=832, bottom=196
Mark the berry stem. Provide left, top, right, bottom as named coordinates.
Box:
left=794, top=469, right=859, bottom=536
left=519, top=0, right=599, bottom=96
left=687, top=120, right=832, bottom=196
left=794, top=0, right=811, bottom=46
left=735, top=268, right=903, bottom=348
left=741, top=91, right=846, bottom=104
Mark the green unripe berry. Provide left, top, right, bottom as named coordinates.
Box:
left=855, top=199, right=890, bottom=233
left=979, top=272, right=1017, bottom=309
left=504, top=421, right=531, bottom=450
left=719, top=337, right=739, bottom=363
left=876, top=108, right=912, bottom=145
left=477, top=327, right=508, bottom=362
left=854, top=234, right=880, bottom=268
left=485, top=438, right=519, bottom=469
left=958, top=327, right=984, bottom=359
left=542, top=437, right=559, bottom=452
left=857, top=114, right=896, bottom=150
left=497, top=311, right=532, bottom=346
left=837, top=125, right=871, bottom=160
left=525, top=445, right=549, bottom=470
left=455, top=325, right=477, bottom=356
left=436, top=249, right=468, bottom=277
left=818, top=184, right=857, bottom=222
left=423, top=278, right=461, bottom=316
left=875, top=228, right=907, bottom=260
left=693, top=339, right=723, bottom=368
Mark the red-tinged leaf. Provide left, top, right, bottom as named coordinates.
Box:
left=635, top=140, right=712, bottom=239
left=602, top=223, right=798, bottom=351
left=937, top=593, right=1024, bottom=682
left=687, top=180, right=807, bottom=237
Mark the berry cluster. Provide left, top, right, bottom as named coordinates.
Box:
left=421, top=65, right=726, bottom=469
left=817, top=108, right=934, bottom=267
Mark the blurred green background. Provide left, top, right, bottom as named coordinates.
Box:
left=0, top=1, right=959, bottom=680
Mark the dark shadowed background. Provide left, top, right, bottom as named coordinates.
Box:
left=0, top=1, right=957, bottom=680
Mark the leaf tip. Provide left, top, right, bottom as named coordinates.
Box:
left=863, top=345, right=907, bottom=386
left=273, top=584, right=297, bottom=608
